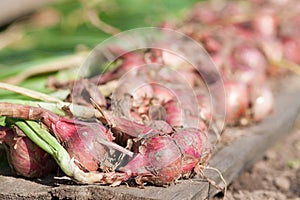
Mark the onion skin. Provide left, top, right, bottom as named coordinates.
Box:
left=41, top=113, right=115, bottom=172
left=71, top=79, right=106, bottom=108
left=0, top=126, right=56, bottom=178
left=106, top=114, right=154, bottom=138
left=118, top=134, right=182, bottom=185
left=151, top=84, right=174, bottom=104
left=147, top=120, right=173, bottom=134
left=114, top=76, right=153, bottom=107
left=172, top=128, right=207, bottom=177
left=101, top=106, right=173, bottom=139
left=47, top=117, right=113, bottom=172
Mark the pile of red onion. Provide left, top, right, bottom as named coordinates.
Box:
left=1, top=0, right=299, bottom=186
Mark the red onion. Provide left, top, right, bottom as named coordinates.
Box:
left=45, top=117, right=114, bottom=172
left=164, top=99, right=207, bottom=131
left=164, top=99, right=182, bottom=127
left=196, top=93, right=212, bottom=122
left=231, top=46, right=267, bottom=85
left=0, top=103, right=114, bottom=172
left=232, top=64, right=265, bottom=85
left=0, top=126, right=56, bottom=178
left=224, top=81, right=250, bottom=125
left=233, top=45, right=267, bottom=73
left=250, top=85, right=274, bottom=121
left=117, top=128, right=208, bottom=184
left=253, top=9, right=278, bottom=38
left=118, top=134, right=182, bottom=185
left=172, top=128, right=207, bottom=177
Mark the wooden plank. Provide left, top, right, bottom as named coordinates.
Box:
left=0, top=75, right=300, bottom=200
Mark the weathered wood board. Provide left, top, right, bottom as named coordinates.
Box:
left=1, top=75, right=300, bottom=200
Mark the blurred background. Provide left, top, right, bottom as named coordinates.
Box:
left=0, top=0, right=198, bottom=97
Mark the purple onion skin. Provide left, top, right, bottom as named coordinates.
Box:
left=119, top=134, right=182, bottom=185
left=172, top=128, right=207, bottom=177
left=0, top=126, right=57, bottom=178
left=48, top=117, right=113, bottom=172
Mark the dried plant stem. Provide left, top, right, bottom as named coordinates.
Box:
left=195, top=164, right=227, bottom=199
left=272, top=59, right=300, bottom=76
left=96, top=138, right=134, bottom=157
left=0, top=24, right=23, bottom=50
left=204, top=166, right=227, bottom=199
left=86, top=9, right=120, bottom=35
left=0, top=82, right=64, bottom=105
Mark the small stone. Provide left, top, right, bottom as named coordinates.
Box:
left=265, top=174, right=273, bottom=182
left=274, top=177, right=290, bottom=191
left=264, top=150, right=277, bottom=160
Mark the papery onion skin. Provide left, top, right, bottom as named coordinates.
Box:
left=0, top=126, right=57, bottom=178
left=172, top=128, right=207, bottom=177
left=48, top=117, right=113, bottom=172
